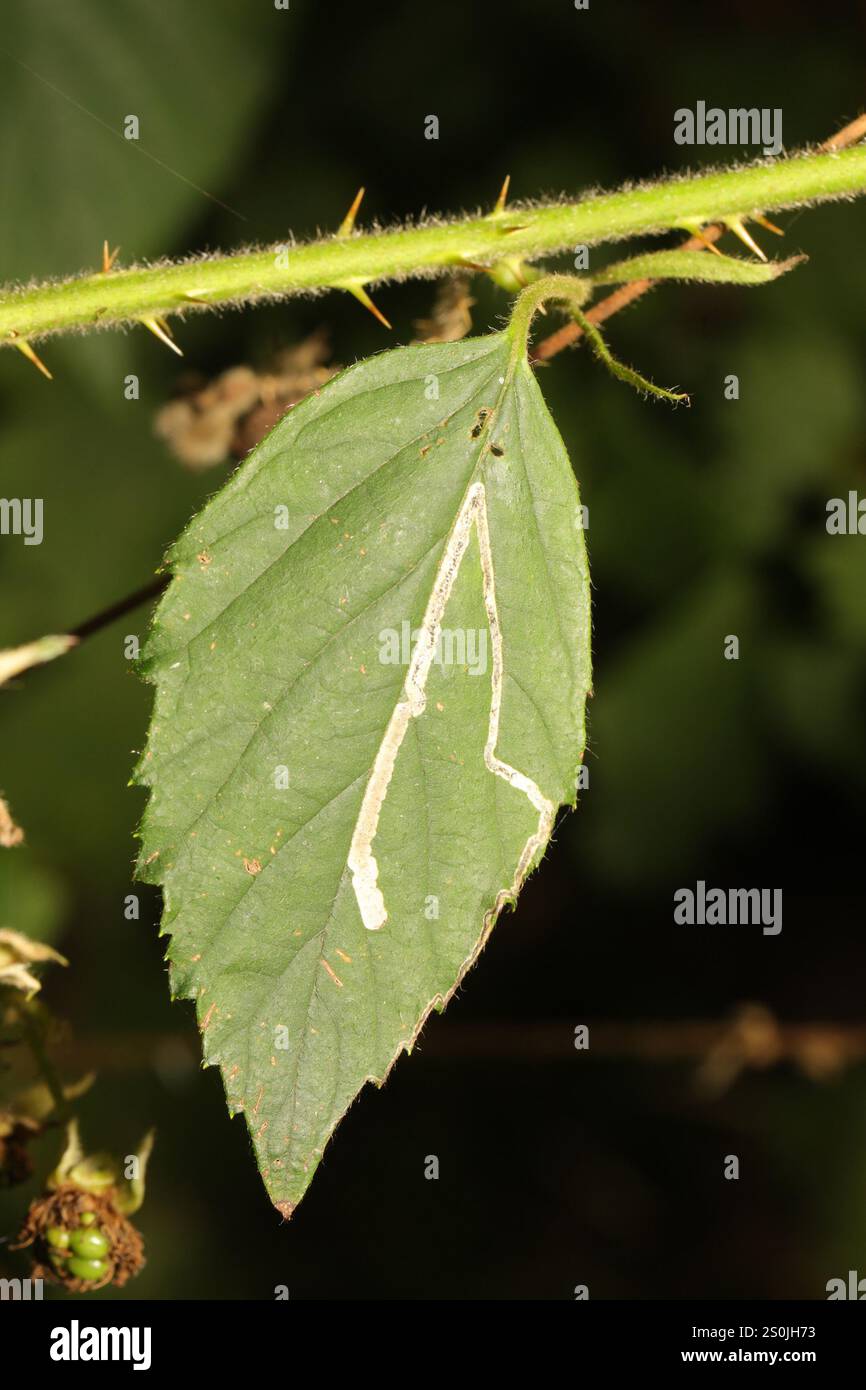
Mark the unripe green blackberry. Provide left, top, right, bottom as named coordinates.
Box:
left=43, top=1212, right=111, bottom=1283
left=67, top=1255, right=110, bottom=1281
left=69, top=1226, right=110, bottom=1259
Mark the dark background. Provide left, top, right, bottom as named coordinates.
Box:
left=2, top=0, right=866, bottom=1299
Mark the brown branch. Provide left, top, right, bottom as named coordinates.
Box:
left=70, top=575, right=168, bottom=641
left=821, top=111, right=866, bottom=151
left=0, top=576, right=167, bottom=688
left=530, top=112, right=866, bottom=364
left=59, top=1009, right=866, bottom=1092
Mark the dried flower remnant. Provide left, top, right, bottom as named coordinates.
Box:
left=0, top=1073, right=94, bottom=1188
left=155, top=329, right=339, bottom=468
left=0, top=1118, right=39, bottom=1186
left=413, top=275, right=475, bottom=344
left=0, top=793, right=24, bottom=847
left=16, top=1186, right=145, bottom=1291
left=0, top=928, right=67, bottom=996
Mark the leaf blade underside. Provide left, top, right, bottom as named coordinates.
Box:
left=135, top=330, right=591, bottom=1213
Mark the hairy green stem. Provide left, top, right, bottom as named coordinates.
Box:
left=508, top=274, right=593, bottom=355
left=509, top=274, right=686, bottom=403
left=2, top=145, right=866, bottom=348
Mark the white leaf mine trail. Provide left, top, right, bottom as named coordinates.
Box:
left=348, top=481, right=555, bottom=931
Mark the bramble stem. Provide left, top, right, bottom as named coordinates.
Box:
left=2, top=145, right=866, bottom=347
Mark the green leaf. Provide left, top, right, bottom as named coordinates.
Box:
left=592, top=249, right=804, bottom=288
left=135, top=328, right=591, bottom=1214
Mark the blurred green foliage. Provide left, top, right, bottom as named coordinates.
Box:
left=1, top=0, right=865, bottom=1299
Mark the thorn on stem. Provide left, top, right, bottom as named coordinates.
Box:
left=753, top=213, right=784, bottom=236
left=140, top=316, right=183, bottom=356
left=102, top=241, right=121, bottom=273
left=338, top=187, right=366, bottom=237
left=344, top=283, right=392, bottom=329
left=724, top=216, right=767, bottom=261
left=8, top=334, right=53, bottom=380
left=492, top=174, right=511, bottom=215
left=679, top=221, right=725, bottom=256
